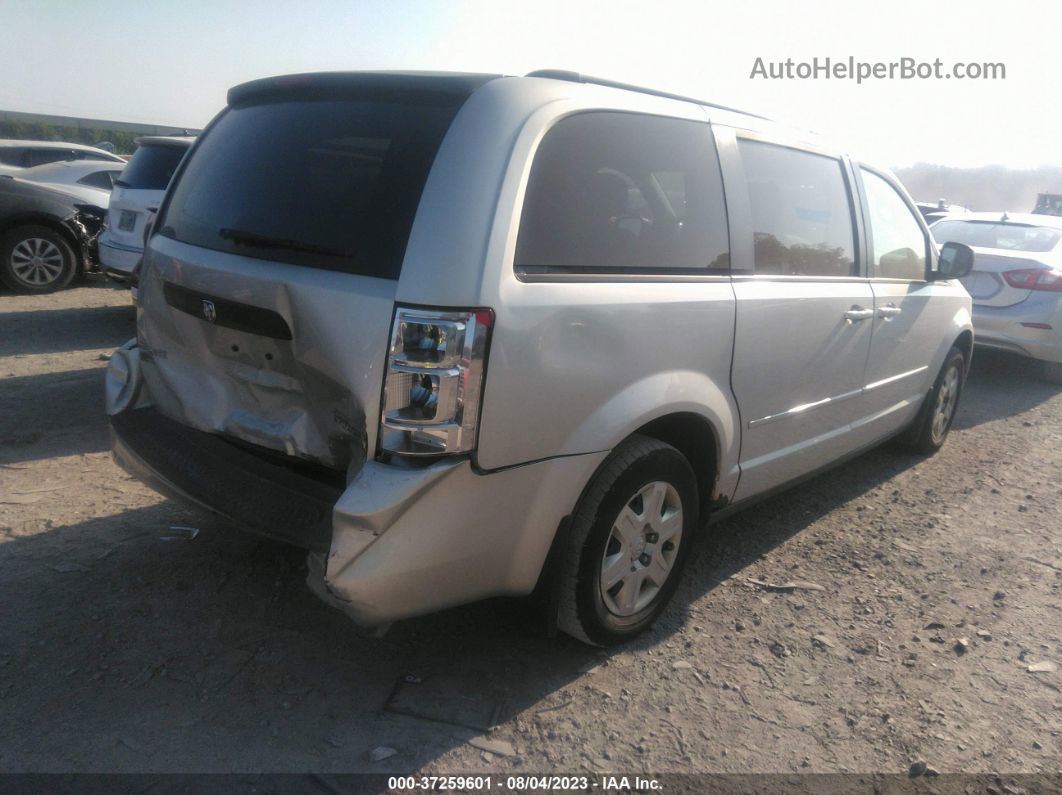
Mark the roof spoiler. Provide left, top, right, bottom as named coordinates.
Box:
left=227, top=71, right=499, bottom=109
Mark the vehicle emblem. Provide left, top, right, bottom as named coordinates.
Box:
left=201, top=299, right=217, bottom=323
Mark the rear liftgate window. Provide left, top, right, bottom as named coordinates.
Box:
left=515, top=112, right=730, bottom=275
left=118, top=144, right=187, bottom=190
left=158, top=100, right=458, bottom=279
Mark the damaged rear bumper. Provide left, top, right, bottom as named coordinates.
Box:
left=315, top=451, right=605, bottom=625
left=106, top=342, right=606, bottom=626
left=111, top=406, right=339, bottom=552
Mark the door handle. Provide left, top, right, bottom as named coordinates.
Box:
left=844, top=306, right=875, bottom=323
left=877, top=304, right=903, bottom=319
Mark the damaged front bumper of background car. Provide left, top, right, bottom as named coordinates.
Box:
left=69, top=204, right=106, bottom=272
left=104, top=340, right=606, bottom=626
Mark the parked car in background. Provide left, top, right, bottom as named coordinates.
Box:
left=0, top=139, right=125, bottom=176
left=916, top=200, right=947, bottom=220
left=916, top=200, right=967, bottom=226
left=1032, top=192, right=1062, bottom=216
left=18, top=160, right=123, bottom=206
left=0, top=176, right=105, bottom=293
left=931, top=212, right=1062, bottom=382
left=98, top=135, right=194, bottom=281
left=106, top=70, right=974, bottom=645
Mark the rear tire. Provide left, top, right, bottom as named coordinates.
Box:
left=0, top=225, right=77, bottom=294
left=557, top=435, right=698, bottom=646
left=900, top=346, right=966, bottom=454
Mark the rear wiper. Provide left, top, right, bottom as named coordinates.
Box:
left=218, top=227, right=348, bottom=258
left=113, top=178, right=131, bottom=188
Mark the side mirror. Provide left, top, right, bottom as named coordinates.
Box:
left=934, top=241, right=974, bottom=280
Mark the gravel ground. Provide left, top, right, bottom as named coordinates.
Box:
left=0, top=280, right=1059, bottom=779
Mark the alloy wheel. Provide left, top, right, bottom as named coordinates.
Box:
left=10, top=237, right=65, bottom=287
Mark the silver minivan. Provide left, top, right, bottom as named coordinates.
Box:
left=106, top=71, right=975, bottom=645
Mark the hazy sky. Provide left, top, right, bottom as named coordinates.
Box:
left=2, top=0, right=1054, bottom=168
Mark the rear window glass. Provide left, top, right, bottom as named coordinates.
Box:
left=77, top=170, right=119, bottom=190
left=158, top=100, right=459, bottom=279
left=26, top=149, right=76, bottom=167
left=74, top=150, right=122, bottom=162
left=931, top=220, right=1062, bottom=252
left=515, top=112, right=730, bottom=274
left=118, top=144, right=187, bottom=190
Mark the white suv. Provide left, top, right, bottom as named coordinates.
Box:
left=105, top=71, right=974, bottom=645
left=97, top=135, right=194, bottom=280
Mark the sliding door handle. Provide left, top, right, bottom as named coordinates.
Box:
left=844, top=306, right=875, bottom=323
left=877, top=304, right=903, bottom=319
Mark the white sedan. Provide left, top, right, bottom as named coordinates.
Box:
left=0, top=139, right=125, bottom=178
left=17, top=160, right=123, bottom=207
left=931, top=212, right=1062, bottom=382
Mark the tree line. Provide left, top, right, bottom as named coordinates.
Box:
left=0, top=119, right=138, bottom=154
left=896, top=163, right=1062, bottom=214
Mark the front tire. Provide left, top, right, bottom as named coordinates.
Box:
left=557, top=435, right=698, bottom=646
left=901, top=346, right=966, bottom=454
left=0, top=225, right=77, bottom=294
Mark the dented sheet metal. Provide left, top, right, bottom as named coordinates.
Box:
left=318, top=452, right=609, bottom=625
left=133, top=234, right=397, bottom=473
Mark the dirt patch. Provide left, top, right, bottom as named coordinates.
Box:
left=0, top=280, right=1059, bottom=775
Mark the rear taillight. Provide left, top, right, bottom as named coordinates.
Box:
left=1002, top=268, right=1062, bottom=292
left=379, top=307, right=493, bottom=458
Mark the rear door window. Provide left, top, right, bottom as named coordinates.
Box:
left=738, top=139, right=856, bottom=277
left=117, top=144, right=187, bottom=190
left=158, top=100, right=460, bottom=279
left=515, top=112, right=730, bottom=274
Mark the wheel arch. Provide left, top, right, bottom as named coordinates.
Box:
left=954, top=329, right=974, bottom=374
left=541, top=369, right=739, bottom=499
left=632, top=412, right=721, bottom=517
left=531, top=407, right=729, bottom=633
left=0, top=213, right=86, bottom=270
